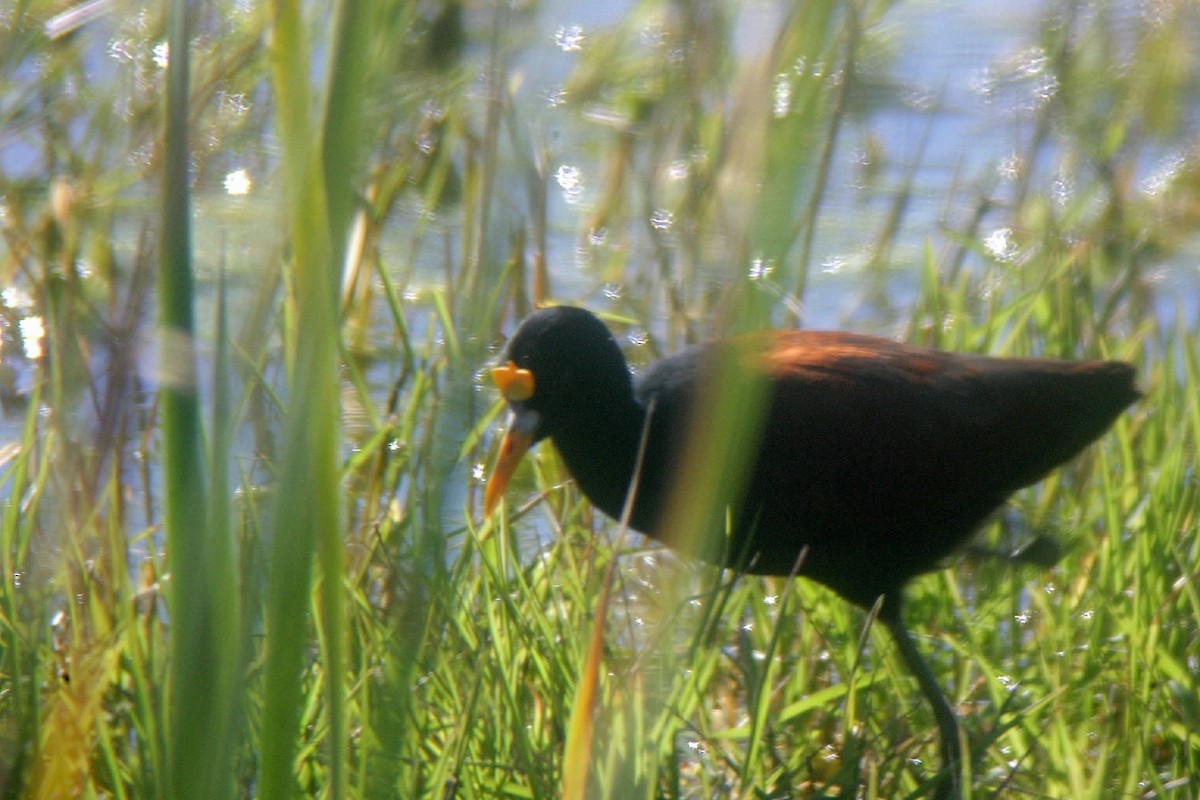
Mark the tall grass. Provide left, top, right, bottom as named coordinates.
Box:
left=159, top=1, right=241, bottom=798
left=0, top=0, right=1196, bottom=798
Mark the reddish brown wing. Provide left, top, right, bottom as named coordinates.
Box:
left=762, top=331, right=1136, bottom=491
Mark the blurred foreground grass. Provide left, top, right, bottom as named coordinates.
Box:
left=0, top=0, right=1197, bottom=797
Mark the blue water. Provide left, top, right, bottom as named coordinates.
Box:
left=504, top=0, right=1198, bottom=333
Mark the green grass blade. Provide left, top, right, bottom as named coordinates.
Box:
left=158, top=2, right=240, bottom=797
left=261, top=0, right=345, bottom=796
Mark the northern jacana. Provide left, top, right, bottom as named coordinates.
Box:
left=484, top=305, right=1139, bottom=797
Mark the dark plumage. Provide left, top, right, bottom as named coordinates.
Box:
left=484, top=305, right=1139, bottom=797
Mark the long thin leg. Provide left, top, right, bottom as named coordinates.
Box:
left=881, top=611, right=963, bottom=800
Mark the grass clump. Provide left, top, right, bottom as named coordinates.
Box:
left=0, top=0, right=1196, bottom=798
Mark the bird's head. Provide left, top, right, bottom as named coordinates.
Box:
left=484, top=306, right=631, bottom=514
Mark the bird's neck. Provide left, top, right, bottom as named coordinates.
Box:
left=552, top=393, right=650, bottom=524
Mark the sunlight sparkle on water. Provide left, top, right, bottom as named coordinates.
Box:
left=1014, top=47, right=1049, bottom=78
left=749, top=257, right=774, bottom=280
left=554, top=164, right=584, bottom=204
left=219, top=91, right=250, bottom=116
left=997, top=154, right=1023, bottom=180
left=19, top=316, right=45, bottom=359
left=224, top=169, right=252, bottom=196
left=821, top=255, right=846, bottom=274
left=1032, top=72, right=1059, bottom=102
left=639, top=23, right=666, bottom=47
left=108, top=38, right=135, bottom=62
left=1142, top=152, right=1186, bottom=196
left=554, top=24, right=585, bottom=52
left=1052, top=173, right=1074, bottom=207
left=2, top=286, right=32, bottom=308
left=902, top=86, right=936, bottom=111
left=970, top=67, right=998, bottom=99
left=666, top=159, right=689, bottom=180
left=984, top=228, right=1016, bottom=261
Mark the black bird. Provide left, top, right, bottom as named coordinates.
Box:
left=484, top=305, right=1139, bottom=797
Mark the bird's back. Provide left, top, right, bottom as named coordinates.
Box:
left=635, top=331, right=1139, bottom=606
